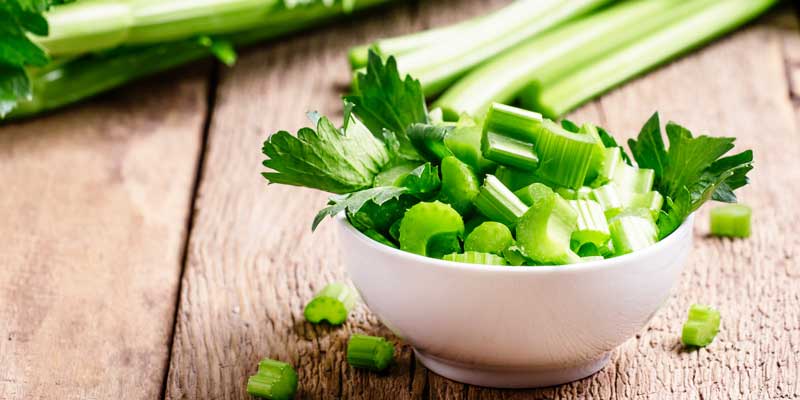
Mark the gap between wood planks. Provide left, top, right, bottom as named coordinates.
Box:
left=158, top=62, right=221, bottom=400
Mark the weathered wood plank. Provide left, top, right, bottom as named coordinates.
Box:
left=166, top=3, right=800, bottom=400
left=0, top=67, right=208, bottom=399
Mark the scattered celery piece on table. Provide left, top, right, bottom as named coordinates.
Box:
left=247, top=359, right=298, bottom=400
left=710, top=204, right=751, bottom=238
left=681, top=304, right=721, bottom=347
left=303, top=283, right=358, bottom=325
left=347, top=335, right=395, bottom=371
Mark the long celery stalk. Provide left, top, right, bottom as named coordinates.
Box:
left=394, top=0, right=611, bottom=96
left=433, top=0, right=680, bottom=118
left=527, top=0, right=777, bottom=117
left=10, top=0, right=388, bottom=119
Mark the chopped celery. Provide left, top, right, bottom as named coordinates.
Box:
left=473, top=175, right=529, bottom=227
left=631, top=191, right=664, bottom=219
left=613, top=163, right=655, bottom=193
left=556, top=186, right=593, bottom=201
left=464, top=214, right=488, bottom=237
left=483, top=102, right=543, bottom=142
left=372, top=162, right=419, bottom=187
left=710, top=204, right=751, bottom=238
left=496, top=166, right=544, bottom=191
left=407, top=123, right=454, bottom=162
left=389, top=218, right=402, bottom=242
left=247, top=359, right=298, bottom=400
left=427, top=234, right=462, bottom=259
left=399, top=201, right=464, bottom=257
left=444, top=115, right=496, bottom=173
left=303, top=283, right=358, bottom=325
left=608, top=209, right=658, bottom=255
left=442, top=251, right=507, bottom=266
left=591, top=184, right=663, bottom=219
left=530, top=119, right=598, bottom=189
left=515, top=183, right=580, bottom=265
left=464, top=221, right=513, bottom=255
left=592, top=147, right=623, bottom=187
left=363, top=230, right=397, bottom=248
left=347, top=335, right=395, bottom=371
left=681, top=304, right=721, bottom=347
left=568, top=200, right=610, bottom=248
left=502, top=244, right=530, bottom=266
left=439, top=156, right=481, bottom=214
left=481, top=131, right=540, bottom=170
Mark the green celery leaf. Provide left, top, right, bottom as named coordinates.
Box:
left=400, top=162, right=441, bottom=197
left=313, top=186, right=408, bottom=230
left=263, top=112, right=393, bottom=194
left=0, top=64, right=30, bottom=116
left=560, top=119, right=580, bottom=133
left=661, top=122, right=735, bottom=199
left=407, top=123, right=453, bottom=162
left=656, top=189, right=692, bottom=240
left=628, top=112, right=668, bottom=179
left=345, top=51, right=428, bottom=160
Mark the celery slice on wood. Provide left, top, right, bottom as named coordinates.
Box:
left=303, top=283, right=358, bottom=325
left=568, top=200, right=610, bottom=248
left=464, top=221, right=513, bottom=255
left=247, top=359, right=298, bottom=400
left=399, top=201, right=464, bottom=257
left=681, top=304, right=721, bottom=347
left=473, top=175, right=529, bottom=227
left=530, top=119, right=597, bottom=189
left=347, top=335, right=395, bottom=371
left=529, top=0, right=778, bottom=117
left=710, top=204, right=751, bottom=238
left=515, top=183, right=580, bottom=265
left=608, top=209, right=658, bottom=255
left=442, top=251, right=508, bottom=266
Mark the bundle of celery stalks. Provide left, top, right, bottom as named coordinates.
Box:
left=0, top=0, right=391, bottom=119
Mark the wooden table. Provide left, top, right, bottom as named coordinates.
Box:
left=1, top=1, right=799, bottom=399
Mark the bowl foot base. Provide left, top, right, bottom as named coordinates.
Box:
left=414, top=350, right=610, bottom=389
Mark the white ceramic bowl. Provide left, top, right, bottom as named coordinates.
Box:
left=337, top=214, right=694, bottom=388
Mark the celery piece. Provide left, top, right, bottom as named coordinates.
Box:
left=363, top=229, right=397, bottom=248
left=439, top=156, right=480, bottom=214
left=579, top=256, right=605, bottom=263
left=399, top=201, right=464, bottom=257
left=407, top=123, right=454, bottom=162
left=496, top=166, right=544, bottom=192
left=434, top=0, right=677, bottom=117
left=531, top=0, right=778, bottom=117
left=427, top=234, right=462, bottom=259
left=464, top=214, right=488, bottom=238
left=592, top=147, right=623, bottom=188
left=580, top=123, right=609, bottom=184
left=681, top=304, right=721, bottom=347
left=515, top=183, right=581, bottom=265
left=444, top=115, right=496, bottom=174
left=303, top=283, right=358, bottom=326
left=568, top=200, right=610, bottom=248
left=247, top=359, right=298, bottom=400
left=630, top=191, right=664, bottom=220
left=443, top=251, right=507, bottom=266
left=556, top=186, right=593, bottom=201
left=473, top=175, right=529, bottom=227
left=530, top=119, right=598, bottom=189
left=591, top=184, right=663, bottom=219
left=608, top=209, right=658, bottom=255
left=591, top=184, right=625, bottom=214
left=481, top=131, right=540, bottom=171
left=389, top=218, right=402, bottom=242
left=502, top=244, right=530, bottom=266
left=372, top=162, right=419, bottom=187
left=347, top=335, right=395, bottom=371
left=484, top=102, right=543, bottom=142
left=464, top=222, right=513, bottom=255
left=613, top=163, right=655, bottom=193
left=710, top=204, right=751, bottom=238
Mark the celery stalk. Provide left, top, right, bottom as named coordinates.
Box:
left=515, top=183, right=580, bottom=265
left=529, top=0, right=778, bottom=117
left=473, top=175, right=528, bottom=227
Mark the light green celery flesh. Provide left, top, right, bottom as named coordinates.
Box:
left=483, top=103, right=542, bottom=142
left=609, top=212, right=658, bottom=255
left=613, top=163, right=654, bottom=193
left=473, top=175, right=528, bottom=227
left=482, top=132, right=539, bottom=171
left=710, top=204, right=751, bottom=238
left=12, top=0, right=389, bottom=119
left=593, top=147, right=622, bottom=187
left=442, top=251, right=507, bottom=265
left=531, top=120, right=597, bottom=189
left=569, top=199, right=609, bottom=247
left=397, top=0, right=611, bottom=96
left=515, top=184, right=580, bottom=265
left=530, top=0, right=778, bottom=117
left=591, top=184, right=663, bottom=219
left=347, top=335, right=394, bottom=371
left=435, top=0, right=675, bottom=117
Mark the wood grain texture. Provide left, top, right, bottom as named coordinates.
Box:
left=165, top=2, right=800, bottom=400
left=0, top=67, right=208, bottom=399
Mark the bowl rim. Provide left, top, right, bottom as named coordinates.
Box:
left=336, top=212, right=695, bottom=274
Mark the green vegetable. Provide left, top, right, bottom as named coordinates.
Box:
left=263, top=112, right=393, bottom=194
left=439, top=156, right=480, bottom=214
left=407, top=123, right=453, bottom=162
left=464, top=222, right=513, bottom=255
left=303, top=283, right=358, bottom=325
left=502, top=244, right=530, bottom=266
left=481, top=131, right=539, bottom=171
left=313, top=186, right=407, bottom=230
left=363, top=229, right=397, bottom=248
left=627, top=113, right=753, bottom=238
left=483, top=102, right=543, bottom=142
left=612, top=163, right=655, bottom=194
left=372, top=162, right=419, bottom=187
left=681, top=304, right=721, bottom=348
left=347, top=334, right=395, bottom=371
left=608, top=209, right=658, bottom=255
left=496, top=166, right=547, bottom=192
left=710, top=204, right=751, bottom=238
left=531, top=119, right=598, bottom=189
left=515, top=183, right=580, bottom=265
left=473, top=175, right=528, bottom=227
left=443, top=114, right=496, bottom=173
left=442, top=251, right=507, bottom=266
left=346, top=52, right=429, bottom=160
left=527, top=0, right=777, bottom=117
left=399, top=201, right=464, bottom=257
left=568, top=199, right=610, bottom=248
left=247, top=359, right=298, bottom=400
left=399, top=163, right=441, bottom=197
left=555, top=186, right=592, bottom=201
